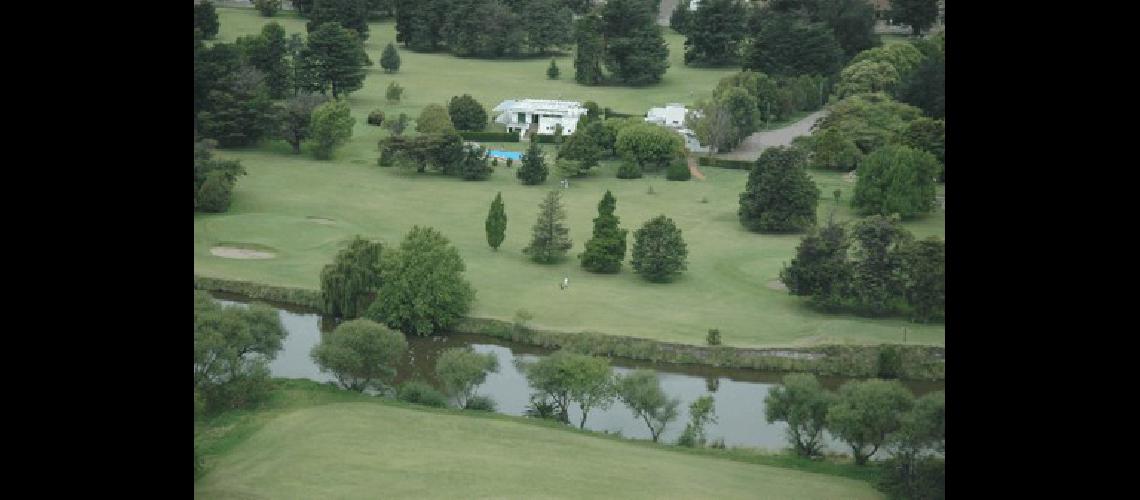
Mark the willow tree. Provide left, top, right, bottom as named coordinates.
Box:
left=319, top=236, right=383, bottom=318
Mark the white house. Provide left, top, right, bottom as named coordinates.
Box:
left=645, top=103, right=689, bottom=128
left=492, top=99, right=588, bottom=140
left=645, top=103, right=709, bottom=153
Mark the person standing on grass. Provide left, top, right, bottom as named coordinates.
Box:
left=561, top=277, right=569, bottom=290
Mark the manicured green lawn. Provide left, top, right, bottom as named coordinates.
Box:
left=195, top=8, right=946, bottom=348
left=195, top=381, right=883, bottom=499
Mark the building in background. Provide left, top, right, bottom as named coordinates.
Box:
left=493, top=99, right=588, bottom=140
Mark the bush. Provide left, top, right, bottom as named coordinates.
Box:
left=878, top=457, right=945, bottom=500
left=878, top=345, right=902, bottom=379
left=378, top=147, right=396, bottom=166
left=666, top=159, right=691, bottom=181
left=196, top=170, right=235, bottom=213
left=448, top=94, right=488, bottom=131
left=367, top=109, right=385, bottom=126
left=458, top=131, right=519, bottom=142
left=465, top=395, right=497, bottom=412
left=706, top=329, right=722, bottom=346
left=386, top=81, right=404, bottom=102
left=616, top=161, right=642, bottom=179
left=397, top=380, right=449, bottom=408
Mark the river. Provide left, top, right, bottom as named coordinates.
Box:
left=210, top=292, right=943, bottom=454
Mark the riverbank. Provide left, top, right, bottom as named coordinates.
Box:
left=194, top=276, right=945, bottom=381
left=196, top=378, right=885, bottom=498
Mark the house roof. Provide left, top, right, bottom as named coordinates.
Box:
left=492, top=99, right=585, bottom=114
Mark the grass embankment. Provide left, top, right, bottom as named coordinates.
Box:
left=195, top=8, right=946, bottom=349
left=196, top=379, right=884, bottom=499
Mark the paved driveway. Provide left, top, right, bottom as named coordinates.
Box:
left=716, top=110, right=828, bottom=161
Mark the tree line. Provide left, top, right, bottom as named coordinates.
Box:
left=766, top=372, right=944, bottom=499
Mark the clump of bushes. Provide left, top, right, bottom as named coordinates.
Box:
left=465, top=395, right=497, bottom=412
left=396, top=380, right=449, bottom=408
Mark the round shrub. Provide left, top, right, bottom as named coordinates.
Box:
left=367, top=109, right=385, bottom=126
left=666, top=158, right=691, bottom=181
left=196, top=170, right=234, bottom=213
left=396, top=380, right=449, bottom=408
left=616, top=160, right=642, bottom=179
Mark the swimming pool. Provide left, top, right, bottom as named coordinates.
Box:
left=487, top=150, right=523, bottom=161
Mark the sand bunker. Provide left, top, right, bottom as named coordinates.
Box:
left=307, top=216, right=336, bottom=225
left=843, top=171, right=857, bottom=183
left=767, top=280, right=788, bottom=292
left=210, top=246, right=276, bottom=259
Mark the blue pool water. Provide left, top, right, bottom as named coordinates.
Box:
left=487, top=150, right=522, bottom=161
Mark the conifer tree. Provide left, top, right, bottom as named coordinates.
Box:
left=523, top=190, right=572, bottom=263
left=517, top=141, right=549, bottom=185
left=580, top=190, right=627, bottom=273
left=380, top=42, right=401, bottom=73
left=485, top=192, right=507, bottom=250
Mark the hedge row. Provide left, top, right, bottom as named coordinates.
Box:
left=192, top=276, right=945, bottom=381
left=454, top=317, right=944, bottom=381
left=458, top=131, right=519, bottom=142
left=193, top=275, right=324, bottom=311
left=532, top=135, right=565, bottom=144
left=697, top=156, right=754, bottom=170
left=604, top=108, right=637, bottom=118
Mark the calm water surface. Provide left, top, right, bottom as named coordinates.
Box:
left=211, top=292, right=943, bottom=453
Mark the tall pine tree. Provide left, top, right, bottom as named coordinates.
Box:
left=580, top=190, right=628, bottom=273
left=486, top=192, right=507, bottom=250
left=523, top=190, right=572, bottom=263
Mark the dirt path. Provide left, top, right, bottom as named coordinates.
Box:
left=716, top=110, right=828, bottom=161
left=687, top=156, right=706, bottom=180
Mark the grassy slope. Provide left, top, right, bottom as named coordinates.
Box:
left=195, top=381, right=883, bottom=499
left=195, top=8, right=946, bottom=348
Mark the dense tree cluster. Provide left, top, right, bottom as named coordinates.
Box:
left=523, top=351, right=616, bottom=428
left=573, top=0, right=670, bottom=85
left=378, top=132, right=466, bottom=174
left=396, top=0, right=573, bottom=58
left=682, top=0, right=748, bottom=67
left=780, top=216, right=944, bottom=322
left=194, top=14, right=368, bottom=150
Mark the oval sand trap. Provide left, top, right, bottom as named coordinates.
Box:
left=766, top=280, right=788, bottom=292
left=211, top=246, right=276, bottom=259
